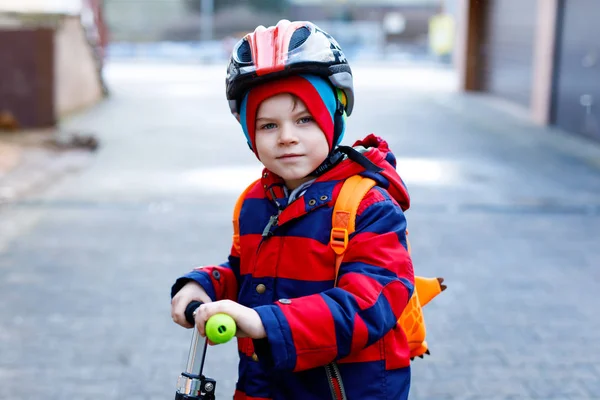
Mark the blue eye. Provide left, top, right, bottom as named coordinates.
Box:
left=298, top=116, right=313, bottom=124
left=260, top=123, right=277, bottom=130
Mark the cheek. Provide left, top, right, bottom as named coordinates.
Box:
left=254, top=134, right=271, bottom=159
left=312, top=133, right=330, bottom=158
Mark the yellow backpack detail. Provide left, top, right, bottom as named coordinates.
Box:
left=233, top=176, right=446, bottom=360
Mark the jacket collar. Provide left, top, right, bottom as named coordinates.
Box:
left=260, top=168, right=339, bottom=225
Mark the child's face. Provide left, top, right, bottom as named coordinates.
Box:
left=254, top=93, right=329, bottom=190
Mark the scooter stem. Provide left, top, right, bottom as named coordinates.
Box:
left=186, top=328, right=208, bottom=377
left=174, top=301, right=216, bottom=400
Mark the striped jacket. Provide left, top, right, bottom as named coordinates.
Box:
left=172, top=135, right=415, bottom=399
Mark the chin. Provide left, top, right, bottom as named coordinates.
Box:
left=271, top=165, right=312, bottom=180
left=281, top=173, right=309, bottom=181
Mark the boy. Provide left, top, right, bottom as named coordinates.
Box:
left=171, top=20, right=414, bottom=399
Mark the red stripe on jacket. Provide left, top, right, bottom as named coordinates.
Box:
left=234, top=390, right=271, bottom=400
left=343, top=231, right=413, bottom=276
left=278, top=294, right=339, bottom=371
left=191, top=265, right=238, bottom=301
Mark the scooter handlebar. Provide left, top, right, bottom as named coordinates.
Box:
left=184, top=301, right=237, bottom=344
left=185, top=301, right=203, bottom=326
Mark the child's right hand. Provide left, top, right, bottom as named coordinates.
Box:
left=171, top=280, right=212, bottom=328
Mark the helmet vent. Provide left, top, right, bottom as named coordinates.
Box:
left=237, top=40, right=253, bottom=63
left=289, top=27, right=310, bottom=51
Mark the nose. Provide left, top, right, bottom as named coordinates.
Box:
left=278, top=123, right=298, bottom=145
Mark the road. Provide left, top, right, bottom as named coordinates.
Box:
left=1, top=61, right=599, bottom=399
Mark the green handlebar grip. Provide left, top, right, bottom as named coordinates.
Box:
left=206, top=313, right=236, bottom=344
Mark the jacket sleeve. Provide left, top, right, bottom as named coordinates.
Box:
left=170, top=247, right=240, bottom=302
left=253, top=189, right=415, bottom=372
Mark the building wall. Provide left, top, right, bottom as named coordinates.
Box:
left=455, top=0, right=558, bottom=125
left=551, top=0, right=600, bottom=140
left=0, top=27, right=55, bottom=128
left=455, top=0, right=600, bottom=142
left=0, top=12, right=103, bottom=127
left=54, top=15, right=103, bottom=117
left=478, top=0, right=537, bottom=108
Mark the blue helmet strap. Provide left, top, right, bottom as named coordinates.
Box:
left=307, top=94, right=347, bottom=178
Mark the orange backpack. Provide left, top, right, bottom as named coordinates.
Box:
left=233, top=175, right=446, bottom=360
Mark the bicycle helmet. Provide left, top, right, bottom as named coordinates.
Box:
left=226, top=20, right=354, bottom=118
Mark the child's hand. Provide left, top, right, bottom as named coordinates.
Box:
left=194, top=300, right=267, bottom=340
left=171, top=281, right=212, bottom=328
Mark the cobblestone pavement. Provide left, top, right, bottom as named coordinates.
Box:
left=1, top=62, right=599, bottom=400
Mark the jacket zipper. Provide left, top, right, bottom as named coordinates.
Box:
left=325, top=362, right=346, bottom=400
left=257, top=189, right=329, bottom=254
left=262, top=213, right=279, bottom=237
left=257, top=189, right=284, bottom=254
left=256, top=212, right=279, bottom=254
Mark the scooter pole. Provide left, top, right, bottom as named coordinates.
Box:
left=174, top=301, right=216, bottom=400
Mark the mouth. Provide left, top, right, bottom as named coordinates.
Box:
left=277, top=154, right=303, bottom=159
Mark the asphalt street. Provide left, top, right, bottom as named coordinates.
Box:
left=1, top=61, right=599, bottom=399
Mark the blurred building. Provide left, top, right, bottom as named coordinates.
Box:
left=104, top=0, right=287, bottom=42
left=103, top=0, right=446, bottom=62
left=289, top=0, right=441, bottom=53
left=455, top=0, right=600, bottom=141
left=0, top=0, right=107, bottom=129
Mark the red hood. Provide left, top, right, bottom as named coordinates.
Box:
left=318, top=134, right=410, bottom=211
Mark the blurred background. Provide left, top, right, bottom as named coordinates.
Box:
left=1, top=1, right=599, bottom=399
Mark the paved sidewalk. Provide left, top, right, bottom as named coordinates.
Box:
left=0, top=142, right=21, bottom=175
left=0, top=130, right=95, bottom=204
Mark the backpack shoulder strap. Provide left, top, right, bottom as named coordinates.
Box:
left=232, top=178, right=261, bottom=255
left=331, top=175, right=377, bottom=284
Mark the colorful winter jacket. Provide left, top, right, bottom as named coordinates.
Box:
left=171, top=134, right=415, bottom=400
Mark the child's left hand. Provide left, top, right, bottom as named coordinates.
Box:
left=194, top=300, right=267, bottom=340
